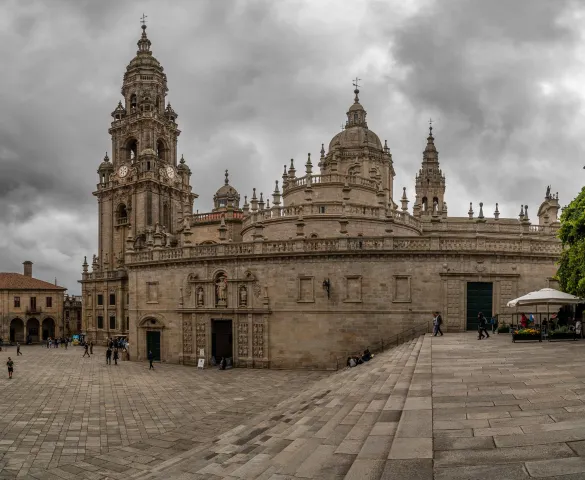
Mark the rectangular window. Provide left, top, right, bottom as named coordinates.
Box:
left=97, top=294, right=103, bottom=306
left=126, top=317, right=129, bottom=331
left=126, top=293, right=129, bottom=305
left=65, top=310, right=70, bottom=319
left=97, top=316, right=104, bottom=329
left=109, top=293, right=116, bottom=306
left=30, top=297, right=37, bottom=310
left=77, top=310, right=81, bottom=321
left=319, top=206, right=326, bottom=214
left=13, top=297, right=20, bottom=308
left=46, top=296, right=52, bottom=308
left=109, top=316, right=116, bottom=330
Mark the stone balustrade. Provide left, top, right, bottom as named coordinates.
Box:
left=284, top=173, right=378, bottom=190
left=122, top=234, right=561, bottom=266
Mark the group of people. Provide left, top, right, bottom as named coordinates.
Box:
left=46, top=337, right=73, bottom=349
left=346, top=348, right=372, bottom=368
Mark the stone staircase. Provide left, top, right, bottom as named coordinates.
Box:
left=136, top=333, right=433, bottom=479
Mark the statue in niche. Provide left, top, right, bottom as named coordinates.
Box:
left=154, top=222, right=161, bottom=234
left=239, top=286, right=248, bottom=307
left=215, top=274, right=228, bottom=306
left=433, top=199, right=439, bottom=213
left=196, top=287, right=204, bottom=307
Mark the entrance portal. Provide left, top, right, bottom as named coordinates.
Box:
left=10, top=318, right=24, bottom=343
left=146, top=331, right=161, bottom=361
left=212, top=319, right=233, bottom=361
left=466, top=282, right=493, bottom=330
left=42, top=318, right=55, bottom=340
left=27, top=318, right=40, bottom=343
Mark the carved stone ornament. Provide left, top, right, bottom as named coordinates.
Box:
left=253, top=323, right=264, bottom=358
left=253, top=281, right=262, bottom=298
left=195, top=323, right=206, bottom=356
left=196, top=287, right=204, bottom=307
left=239, top=285, right=248, bottom=307
left=238, top=322, right=249, bottom=357
left=183, top=319, right=193, bottom=354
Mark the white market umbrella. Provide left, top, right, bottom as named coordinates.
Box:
left=507, top=288, right=583, bottom=307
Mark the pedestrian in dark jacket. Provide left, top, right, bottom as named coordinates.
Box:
left=148, top=351, right=154, bottom=370
left=478, top=312, right=490, bottom=340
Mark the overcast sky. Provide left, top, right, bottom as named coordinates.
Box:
left=0, top=0, right=583, bottom=293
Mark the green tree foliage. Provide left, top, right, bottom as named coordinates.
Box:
left=557, top=186, right=585, bottom=296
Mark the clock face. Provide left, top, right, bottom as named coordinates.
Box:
left=166, top=166, right=175, bottom=179
left=118, top=165, right=128, bottom=178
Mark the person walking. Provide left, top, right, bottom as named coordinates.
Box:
left=89, top=342, right=94, bottom=355
left=82, top=343, right=90, bottom=357
left=433, top=311, right=444, bottom=337
left=148, top=350, right=154, bottom=370
left=16, top=343, right=22, bottom=356
left=478, top=312, right=490, bottom=340
left=491, top=315, right=498, bottom=334
left=6, top=357, right=14, bottom=379
left=113, top=349, right=119, bottom=365
left=106, top=347, right=112, bottom=365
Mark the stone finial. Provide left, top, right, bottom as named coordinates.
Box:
left=272, top=180, right=281, bottom=206
left=266, top=198, right=270, bottom=209
left=524, top=205, right=529, bottom=222
left=82, top=256, right=88, bottom=273
left=305, top=153, right=313, bottom=175
left=320, top=143, right=325, bottom=158
left=478, top=202, right=484, bottom=219
left=288, top=159, right=296, bottom=179
left=224, top=169, right=229, bottom=185
left=282, top=165, right=289, bottom=190
left=401, top=187, right=409, bottom=212
left=494, top=203, right=500, bottom=220
left=468, top=202, right=474, bottom=220
left=251, top=188, right=258, bottom=212
left=243, top=195, right=249, bottom=213
left=384, top=140, right=390, bottom=154
left=519, top=205, right=525, bottom=220
left=258, top=192, right=265, bottom=211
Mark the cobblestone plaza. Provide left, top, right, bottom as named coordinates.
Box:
left=2, top=335, right=585, bottom=478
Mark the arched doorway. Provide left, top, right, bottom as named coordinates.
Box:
left=139, top=316, right=165, bottom=362
left=42, top=318, right=55, bottom=340
left=10, top=318, right=24, bottom=343
left=27, top=318, right=40, bottom=343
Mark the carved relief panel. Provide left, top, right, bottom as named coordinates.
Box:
left=238, top=321, right=249, bottom=357
left=183, top=315, right=193, bottom=354
left=195, top=322, right=206, bottom=358
left=253, top=323, right=264, bottom=358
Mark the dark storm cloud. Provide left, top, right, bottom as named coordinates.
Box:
left=0, top=0, right=583, bottom=291
left=380, top=0, right=584, bottom=212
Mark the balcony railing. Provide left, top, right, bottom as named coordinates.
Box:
left=25, top=307, right=42, bottom=315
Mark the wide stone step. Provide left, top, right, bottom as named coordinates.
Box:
left=135, top=335, right=429, bottom=479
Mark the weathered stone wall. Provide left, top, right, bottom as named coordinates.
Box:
left=124, top=248, right=558, bottom=369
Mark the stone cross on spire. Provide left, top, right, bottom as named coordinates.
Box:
left=352, top=77, right=361, bottom=103
left=429, top=117, right=433, bottom=136
left=140, top=13, right=148, bottom=27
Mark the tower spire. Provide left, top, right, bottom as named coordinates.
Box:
left=352, top=77, right=361, bottom=103
left=137, top=15, right=151, bottom=53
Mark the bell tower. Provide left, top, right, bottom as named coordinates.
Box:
left=93, top=22, right=196, bottom=272
left=413, top=123, right=446, bottom=218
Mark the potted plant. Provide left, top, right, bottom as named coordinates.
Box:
left=512, top=328, right=541, bottom=342
left=498, top=323, right=511, bottom=334
left=548, top=326, right=576, bottom=341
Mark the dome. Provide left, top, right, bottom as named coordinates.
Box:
left=213, top=170, right=240, bottom=210
left=98, top=153, right=113, bottom=171
left=327, top=87, right=383, bottom=152
left=329, top=127, right=383, bottom=151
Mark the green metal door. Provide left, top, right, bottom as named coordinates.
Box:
left=146, top=331, right=161, bottom=361
left=466, top=282, right=493, bottom=330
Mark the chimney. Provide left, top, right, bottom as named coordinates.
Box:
left=23, top=261, right=33, bottom=277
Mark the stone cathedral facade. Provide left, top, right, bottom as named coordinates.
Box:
left=80, top=26, right=562, bottom=369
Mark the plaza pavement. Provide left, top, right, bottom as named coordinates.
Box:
left=2, top=334, right=585, bottom=478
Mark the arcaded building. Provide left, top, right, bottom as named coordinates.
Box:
left=80, top=25, right=561, bottom=368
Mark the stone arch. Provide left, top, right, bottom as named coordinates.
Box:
left=27, top=318, right=40, bottom=343
left=42, top=317, right=55, bottom=340
left=310, top=233, right=318, bottom=238
left=200, top=240, right=217, bottom=245
left=125, top=138, right=138, bottom=162
left=433, top=196, right=440, bottom=212
left=130, top=93, right=137, bottom=111
left=117, top=203, right=128, bottom=224
left=10, top=318, right=24, bottom=343
left=138, top=314, right=167, bottom=329
left=422, top=197, right=428, bottom=212
left=156, top=139, right=167, bottom=161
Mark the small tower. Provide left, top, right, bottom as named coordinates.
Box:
left=537, top=185, right=560, bottom=226
left=413, top=121, right=446, bottom=219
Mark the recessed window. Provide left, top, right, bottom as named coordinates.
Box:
left=319, top=206, right=326, bottom=214
left=97, top=294, right=103, bottom=306
left=13, top=297, right=20, bottom=308
left=46, top=297, right=52, bottom=308
left=97, top=316, right=104, bottom=329
left=109, top=316, right=116, bottom=330
left=109, top=293, right=116, bottom=306
left=30, top=297, right=36, bottom=310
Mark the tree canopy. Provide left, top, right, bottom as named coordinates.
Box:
left=557, top=186, right=585, bottom=297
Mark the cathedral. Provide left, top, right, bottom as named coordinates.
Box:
left=80, top=25, right=562, bottom=369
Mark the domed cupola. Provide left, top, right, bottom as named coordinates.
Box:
left=213, top=170, right=240, bottom=211
left=97, top=152, right=114, bottom=185
left=122, top=23, right=168, bottom=114
left=328, top=83, right=383, bottom=151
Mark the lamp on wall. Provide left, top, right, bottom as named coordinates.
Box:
left=323, top=279, right=331, bottom=299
